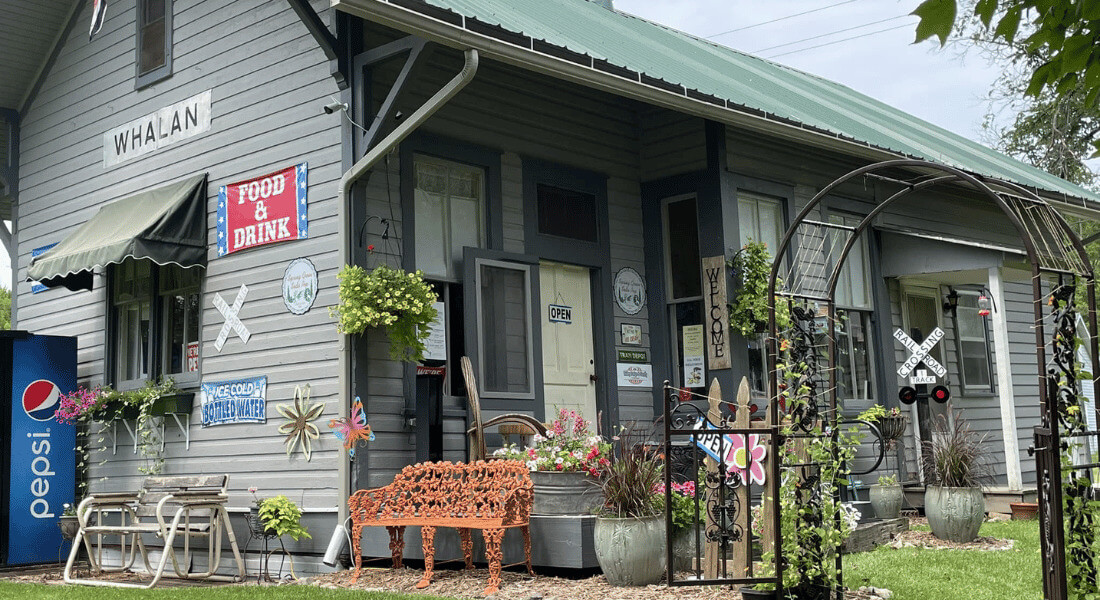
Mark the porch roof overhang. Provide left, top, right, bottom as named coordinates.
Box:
left=27, top=174, right=208, bottom=292
left=332, top=0, right=1100, bottom=214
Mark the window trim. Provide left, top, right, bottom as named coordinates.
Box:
left=135, top=0, right=173, bottom=89
left=411, top=153, right=488, bottom=281
left=952, top=288, right=995, bottom=394
left=462, top=248, right=544, bottom=415
left=106, top=260, right=201, bottom=390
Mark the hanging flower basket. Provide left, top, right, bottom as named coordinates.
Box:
left=877, top=415, right=908, bottom=441
left=330, top=263, right=439, bottom=362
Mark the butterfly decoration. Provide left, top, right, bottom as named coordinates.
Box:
left=276, top=384, right=326, bottom=461
left=329, top=396, right=375, bottom=457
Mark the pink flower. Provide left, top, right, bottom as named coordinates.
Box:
left=725, top=433, right=768, bottom=485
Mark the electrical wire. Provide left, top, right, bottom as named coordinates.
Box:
left=705, top=0, right=859, bottom=39
left=764, top=23, right=914, bottom=60
left=751, top=14, right=910, bottom=54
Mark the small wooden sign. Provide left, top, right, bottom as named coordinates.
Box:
left=702, top=256, right=731, bottom=370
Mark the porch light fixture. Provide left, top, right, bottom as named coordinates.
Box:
left=943, top=288, right=959, bottom=315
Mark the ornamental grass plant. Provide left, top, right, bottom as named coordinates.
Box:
left=599, top=428, right=663, bottom=519
left=922, top=413, right=992, bottom=488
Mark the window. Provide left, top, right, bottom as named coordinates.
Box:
left=738, top=193, right=785, bottom=395
left=954, top=290, right=994, bottom=392
left=827, top=213, right=875, bottom=406
left=468, top=257, right=536, bottom=400
left=663, top=196, right=703, bottom=389
left=537, top=184, right=597, bottom=242
left=136, top=0, right=172, bottom=88
left=414, top=155, right=485, bottom=280
left=110, top=259, right=200, bottom=388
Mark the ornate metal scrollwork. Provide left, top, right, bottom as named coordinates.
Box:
left=779, top=302, right=823, bottom=434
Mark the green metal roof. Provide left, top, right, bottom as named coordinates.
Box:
left=348, top=0, right=1100, bottom=205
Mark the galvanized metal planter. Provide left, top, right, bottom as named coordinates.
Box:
left=593, top=515, right=666, bottom=586
left=868, top=484, right=903, bottom=520
left=149, top=392, right=195, bottom=416
left=925, top=486, right=984, bottom=542
left=530, top=470, right=602, bottom=515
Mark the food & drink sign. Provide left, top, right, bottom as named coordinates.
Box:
left=217, top=164, right=308, bottom=256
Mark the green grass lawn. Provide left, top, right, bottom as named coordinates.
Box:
left=0, top=582, right=443, bottom=600
left=844, top=520, right=1041, bottom=600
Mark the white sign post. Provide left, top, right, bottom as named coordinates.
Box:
left=894, top=327, right=946, bottom=379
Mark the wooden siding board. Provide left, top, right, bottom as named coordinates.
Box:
left=17, top=0, right=343, bottom=507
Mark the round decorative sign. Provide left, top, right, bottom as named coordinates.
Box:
left=282, top=258, right=318, bottom=315
left=613, top=267, right=646, bottom=315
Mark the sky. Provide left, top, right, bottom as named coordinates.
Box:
left=0, top=1, right=1015, bottom=294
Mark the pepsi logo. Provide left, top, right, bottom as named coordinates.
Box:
left=23, top=380, right=60, bottom=422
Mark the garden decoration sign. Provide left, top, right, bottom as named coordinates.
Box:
left=691, top=420, right=768, bottom=485
left=329, top=396, right=374, bottom=457
left=217, top=163, right=308, bottom=256
left=200, top=375, right=267, bottom=426
left=282, top=258, right=318, bottom=315
left=276, top=384, right=325, bottom=461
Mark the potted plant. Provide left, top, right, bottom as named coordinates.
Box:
left=493, top=408, right=611, bottom=515
left=922, top=413, right=990, bottom=543
left=858, top=404, right=907, bottom=442
left=57, top=503, right=81, bottom=541
left=257, top=494, right=311, bottom=542
left=868, top=474, right=903, bottom=519
left=593, top=432, right=665, bottom=586
left=656, top=478, right=699, bottom=572
left=330, top=261, right=439, bottom=362
left=727, top=240, right=791, bottom=336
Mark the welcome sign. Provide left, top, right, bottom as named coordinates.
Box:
left=200, top=375, right=267, bottom=426
left=217, top=164, right=308, bottom=256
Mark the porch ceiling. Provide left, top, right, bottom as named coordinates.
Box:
left=0, top=0, right=80, bottom=222
left=333, top=0, right=1100, bottom=210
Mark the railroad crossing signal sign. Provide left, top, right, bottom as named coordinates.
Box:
left=894, top=327, right=946, bottom=379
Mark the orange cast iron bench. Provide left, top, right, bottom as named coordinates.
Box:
left=348, top=460, right=534, bottom=595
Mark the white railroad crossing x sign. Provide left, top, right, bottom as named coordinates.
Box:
left=894, top=327, right=946, bottom=379
left=213, top=284, right=251, bottom=352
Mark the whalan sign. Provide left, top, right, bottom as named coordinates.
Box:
left=200, top=376, right=267, bottom=426
left=103, top=90, right=212, bottom=167
left=217, top=163, right=308, bottom=256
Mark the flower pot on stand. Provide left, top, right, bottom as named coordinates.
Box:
left=530, top=470, right=602, bottom=515
left=868, top=484, right=903, bottom=519
left=593, top=515, right=666, bottom=586
left=925, top=486, right=985, bottom=542
left=57, top=515, right=81, bottom=541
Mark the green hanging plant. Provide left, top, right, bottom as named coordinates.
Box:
left=727, top=239, right=791, bottom=337
left=330, top=263, right=439, bottom=362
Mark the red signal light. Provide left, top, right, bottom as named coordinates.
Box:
left=898, top=386, right=917, bottom=405
left=931, top=385, right=951, bottom=403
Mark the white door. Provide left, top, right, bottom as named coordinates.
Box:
left=540, top=261, right=597, bottom=425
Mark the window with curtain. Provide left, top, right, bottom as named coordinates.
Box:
left=414, top=155, right=485, bottom=281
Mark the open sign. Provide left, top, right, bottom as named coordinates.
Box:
left=548, top=304, right=572, bottom=324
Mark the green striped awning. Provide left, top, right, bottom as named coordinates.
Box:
left=28, top=174, right=208, bottom=291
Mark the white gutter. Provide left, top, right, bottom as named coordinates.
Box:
left=331, top=0, right=1100, bottom=217
left=335, top=47, right=478, bottom=524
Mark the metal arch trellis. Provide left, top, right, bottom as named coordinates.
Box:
left=765, top=159, right=1100, bottom=600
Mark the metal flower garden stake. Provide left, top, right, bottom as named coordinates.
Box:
left=277, top=384, right=325, bottom=461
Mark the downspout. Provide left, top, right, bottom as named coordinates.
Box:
left=335, top=48, right=478, bottom=525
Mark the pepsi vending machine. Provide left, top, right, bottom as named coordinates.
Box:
left=0, top=331, right=76, bottom=565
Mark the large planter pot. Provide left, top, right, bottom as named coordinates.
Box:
left=530, top=470, right=602, bottom=515
left=925, top=486, right=985, bottom=542
left=671, top=524, right=703, bottom=572
left=149, top=392, right=195, bottom=416
left=869, top=484, right=903, bottom=519
left=594, top=515, right=666, bottom=586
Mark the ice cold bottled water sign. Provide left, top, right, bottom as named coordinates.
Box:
left=200, top=376, right=267, bottom=426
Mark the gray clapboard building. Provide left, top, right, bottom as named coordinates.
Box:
left=4, top=0, right=1100, bottom=569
